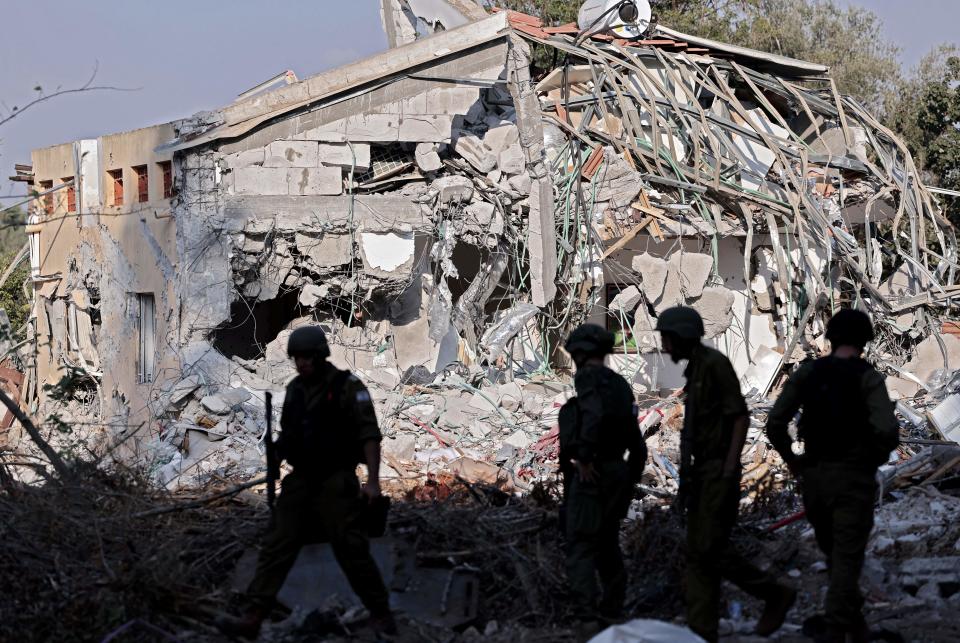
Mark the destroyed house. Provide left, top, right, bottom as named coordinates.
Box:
left=18, top=6, right=954, bottom=481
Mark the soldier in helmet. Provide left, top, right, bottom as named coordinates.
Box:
left=227, top=325, right=395, bottom=638
left=560, top=323, right=647, bottom=625
left=656, top=306, right=794, bottom=642
left=766, top=309, right=898, bottom=643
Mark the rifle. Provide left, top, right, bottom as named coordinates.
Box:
left=264, top=392, right=277, bottom=519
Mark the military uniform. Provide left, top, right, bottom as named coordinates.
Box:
left=246, top=362, right=390, bottom=616
left=562, top=363, right=645, bottom=620
left=682, top=344, right=782, bottom=642
left=767, top=356, right=898, bottom=633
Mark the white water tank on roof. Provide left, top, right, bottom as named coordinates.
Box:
left=578, top=0, right=652, bottom=39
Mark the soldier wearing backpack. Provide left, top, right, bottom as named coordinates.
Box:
left=224, top=325, right=395, bottom=639
left=766, top=309, right=898, bottom=643
left=560, top=324, right=647, bottom=624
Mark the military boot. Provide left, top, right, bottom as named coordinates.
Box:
left=215, top=603, right=270, bottom=640
left=755, top=584, right=796, bottom=636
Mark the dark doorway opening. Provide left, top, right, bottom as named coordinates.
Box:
left=212, top=289, right=301, bottom=360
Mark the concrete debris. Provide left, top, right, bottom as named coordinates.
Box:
left=632, top=253, right=669, bottom=302
left=691, top=286, right=736, bottom=339
left=609, top=285, right=642, bottom=314
left=453, top=133, right=497, bottom=173
left=432, top=175, right=474, bottom=204
left=414, top=142, right=442, bottom=173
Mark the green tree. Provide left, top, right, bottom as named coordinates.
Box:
left=887, top=47, right=960, bottom=220
left=0, top=207, right=30, bottom=333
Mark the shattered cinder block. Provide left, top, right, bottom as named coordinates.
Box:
left=318, top=143, right=371, bottom=170
left=432, top=175, right=474, bottom=204
left=265, top=141, right=319, bottom=168
left=415, top=142, right=443, bottom=173
left=289, top=166, right=342, bottom=196
left=497, top=143, right=525, bottom=175
left=592, top=151, right=643, bottom=208
left=632, top=253, right=668, bottom=302
left=691, top=286, right=735, bottom=339
left=453, top=133, right=497, bottom=173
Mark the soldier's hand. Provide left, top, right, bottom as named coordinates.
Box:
left=361, top=480, right=382, bottom=501
left=574, top=460, right=598, bottom=483
left=672, top=486, right=688, bottom=516
left=786, top=461, right=804, bottom=481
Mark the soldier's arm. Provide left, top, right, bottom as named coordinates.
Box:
left=346, top=377, right=384, bottom=497
left=713, top=357, right=750, bottom=477
left=765, top=365, right=809, bottom=467
left=274, top=386, right=299, bottom=462
left=863, top=370, right=899, bottom=458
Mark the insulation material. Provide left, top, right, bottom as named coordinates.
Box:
left=360, top=231, right=416, bottom=272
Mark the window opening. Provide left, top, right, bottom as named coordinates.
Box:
left=136, top=293, right=155, bottom=383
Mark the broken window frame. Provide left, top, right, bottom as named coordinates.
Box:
left=107, top=169, right=124, bottom=207
left=158, top=160, right=173, bottom=199
left=62, top=177, right=77, bottom=213
left=133, top=164, right=149, bottom=204
left=38, top=180, right=54, bottom=215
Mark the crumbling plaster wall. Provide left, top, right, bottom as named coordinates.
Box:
left=30, top=125, right=178, bottom=439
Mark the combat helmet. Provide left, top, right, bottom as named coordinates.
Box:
left=655, top=306, right=705, bottom=339
left=825, top=308, right=874, bottom=349
left=565, top=323, right=616, bottom=356
left=287, top=325, right=331, bottom=359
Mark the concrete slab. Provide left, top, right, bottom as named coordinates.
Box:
left=222, top=148, right=265, bottom=170
left=289, top=166, right=342, bottom=196
left=265, top=141, right=319, bottom=168
left=398, top=114, right=456, bottom=142
left=234, top=167, right=289, bottom=196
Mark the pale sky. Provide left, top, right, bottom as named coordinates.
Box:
left=0, top=0, right=956, bottom=198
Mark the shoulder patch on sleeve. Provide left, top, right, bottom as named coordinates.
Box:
left=355, top=390, right=372, bottom=403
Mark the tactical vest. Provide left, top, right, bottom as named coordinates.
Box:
left=558, top=394, right=645, bottom=480
left=285, top=370, right=362, bottom=473
left=797, top=356, right=876, bottom=465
